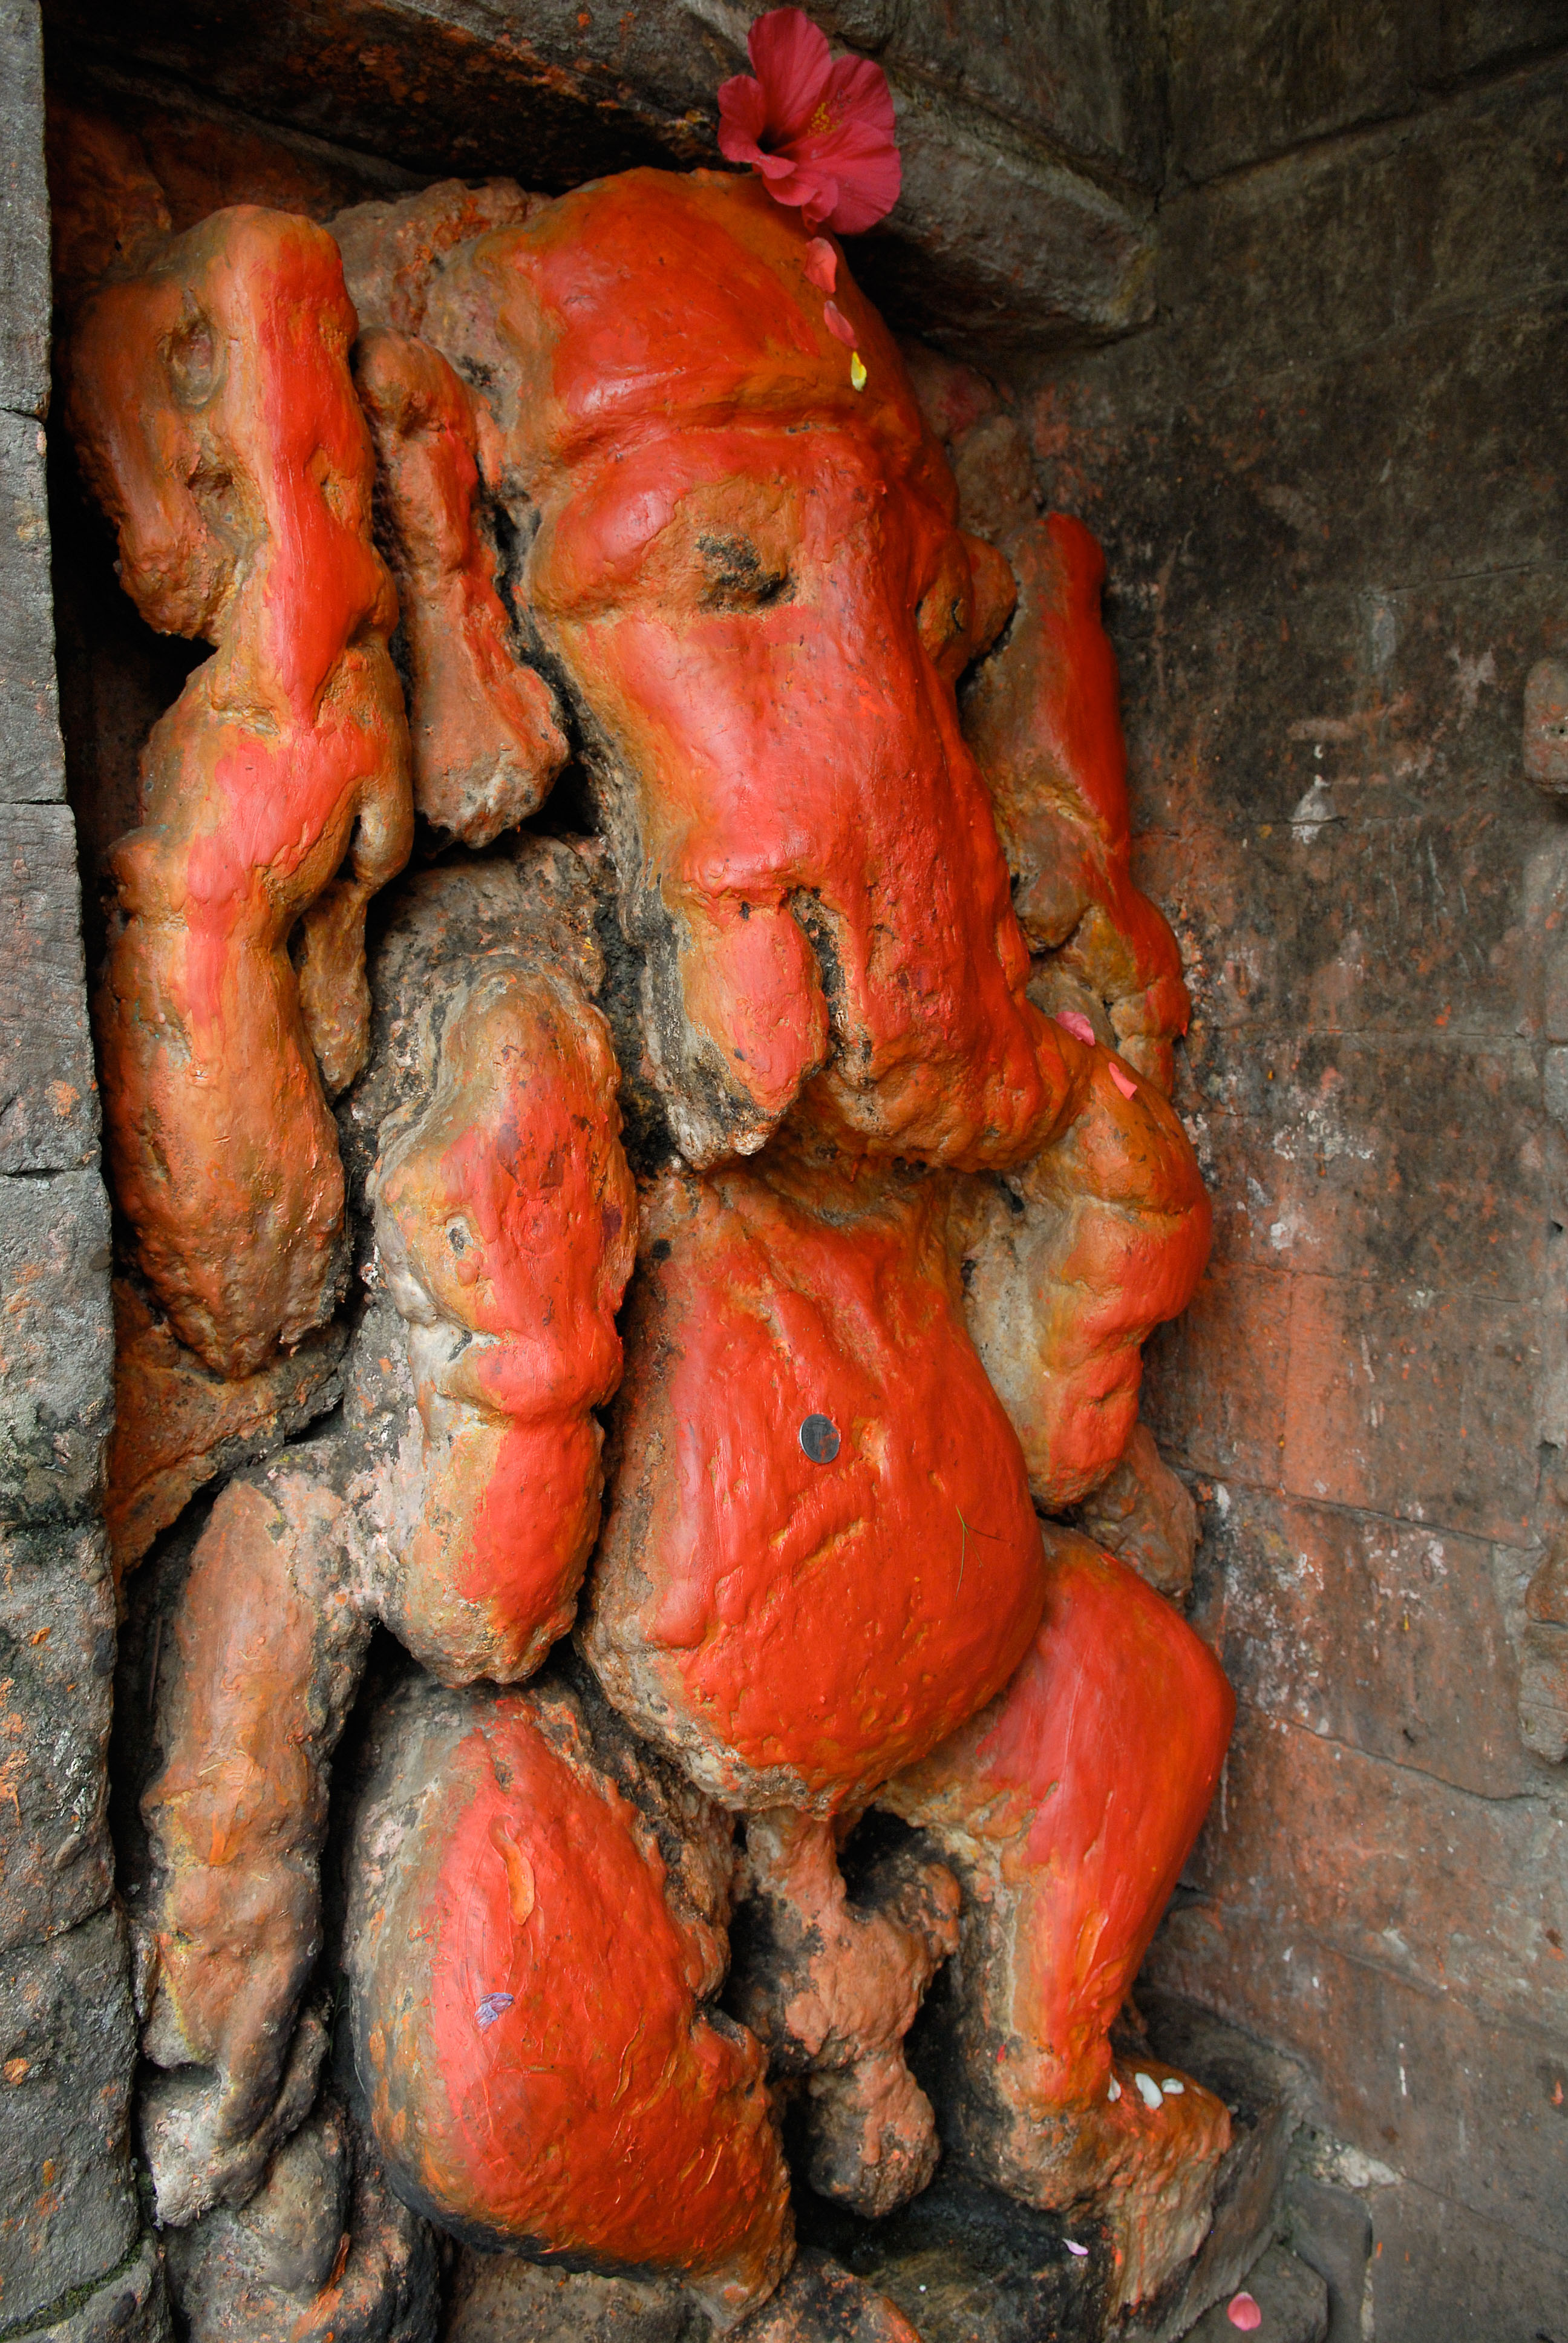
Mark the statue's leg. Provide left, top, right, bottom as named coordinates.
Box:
left=345, top=1674, right=792, bottom=2333
left=880, top=1528, right=1235, bottom=2310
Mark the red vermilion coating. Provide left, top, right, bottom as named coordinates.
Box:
left=883, top=1532, right=1235, bottom=2302
left=425, top=171, right=1076, bottom=1168
left=583, top=1159, right=1047, bottom=1813
left=64, top=207, right=412, bottom=1375
left=371, top=971, right=637, bottom=1684
left=964, top=513, right=1191, bottom=1092
left=354, top=327, right=570, bottom=847
left=957, top=1049, right=1213, bottom=1508
left=347, top=1689, right=791, bottom=2324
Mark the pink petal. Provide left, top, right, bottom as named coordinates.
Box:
left=1053, top=1009, right=1096, bottom=1046
left=1109, top=1062, right=1138, bottom=1100
left=1065, top=2239, right=1089, bottom=2258
left=1227, top=2295, right=1263, bottom=2333
left=821, top=49, right=897, bottom=144
left=804, top=237, right=838, bottom=292
left=747, top=7, right=832, bottom=141
left=823, top=299, right=857, bottom=346
left=716, top=71, right=769, bottom=163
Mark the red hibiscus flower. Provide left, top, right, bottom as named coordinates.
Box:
left=717, top=8, right=901, bottom=236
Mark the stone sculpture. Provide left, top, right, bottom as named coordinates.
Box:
left=65, top=152, right=1234, bottom=2342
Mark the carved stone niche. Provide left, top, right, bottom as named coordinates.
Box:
left=54, top=107, right=1234, bottom=2343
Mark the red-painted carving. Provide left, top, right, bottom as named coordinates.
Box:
left=70, top=164, right=1233, bottom=2336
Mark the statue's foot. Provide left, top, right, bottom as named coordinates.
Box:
left=967, top=2053, right=1232, bottom=2312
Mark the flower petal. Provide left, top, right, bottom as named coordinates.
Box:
left=1065, top=2240, right=1089, bottom=2258
left=1227, top=2294, right=1263, bottom=2332
left=804, top=237, right=838, bottom=292
left=1109, top=1062, right=1138, bottom=1100
left=823, top=299, right=857, bottom=346
left=1053, top=1009, right=1096, bottom=1046
left=822, top=49, right=897, bottom=144
left=748, top=6, right=832, bottom=141
left=717, top=70, right=769, bottom=163
left=1134, top=2069, right=1163, bottom=2110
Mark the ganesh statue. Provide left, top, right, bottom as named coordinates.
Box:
left=58, top=96, right=1233, bottom=2343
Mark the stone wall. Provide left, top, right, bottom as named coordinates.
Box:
left=999, top=15, right=1568, bottom=2336
left=0, top=3, right=154, bottom=2335
left=2, top=4, right=1566, bottom=2339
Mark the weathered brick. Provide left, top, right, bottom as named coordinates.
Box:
left=1172, top=1708, right=1568, bottom=2046
left=1190, top=1489, right=1532, bottom=1797
left=0, top=801, right=99, bottom=1172
left=0, top=1522, right=115, bottom=1953
left=0, top=1168, right=113, bottom=1525
left=1142, top=1258, right=1292, bottom=1487
left=0, top=1906, right=139, bottom=2328
left=1282, top=1274, right=1540, bottom=1542
left=1367, top=2175, right=1568, bottom=2343
left=1149, top=1902, right=1568, bottom=2259
left=0, top=411, right=65, bottom=804
left=1190, top=1038, right=1549, bottom=1303
left=0, top=0, right=48, bottom=419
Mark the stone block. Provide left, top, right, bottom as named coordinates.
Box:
left=1282, top=1274, right=1540, bottom=1544
left=1166, top=0, right=1434, bottom=185
left=1196, top=1038, right=1549, bottom=1306
left=1188, top=1489, right=1532, bottom=1798
left=1173, top=1708, right=1568, bottom=2044
left=0, top=801, right=99, bottom=1172
left=31, top=2233, right=171, bottom=2342
left=1368, top=2175, right=1568, bottom=2343
left=0, top=0, right=48, bottom=419
left=1183, top=2245, right=1327, bottom=2342
left=1284, top=2174, right=1371, bottom=2343
left=1159, top=63, right=1568, bottom=383
left=1149, top=1798, right=1568, bottom=2256
left=1142, top=1259, right=1292, bottom=1487
left=1127, top=1995, right=1306, bottom=2342
left=0, top=1168, right=113, bottom=1525
left=0, top=1522, right=115, bottom=1953
left=0, top=1906, right=140, bottom=2329
left=878, top=0, right=1165, bottom=191
left=0, top=412, right=65, bottom=804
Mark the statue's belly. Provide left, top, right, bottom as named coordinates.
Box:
left=582, top=1165, right=1047, bottom=1813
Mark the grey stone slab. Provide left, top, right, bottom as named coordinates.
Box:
left=0, top=0, right=49, bottom=419
left=0, top=1521, right=116, bottom=1956
left=0, top=1906, right=140, bottom=2330
left=1284, top=2174, right=1371, bottom=2343
left=0, top=410, right=66, bottom=805
left=1368, top=2175, right=1568, bottom=2343
left=0, top=1168, right=113, bottom=1526
left=1166, top=0, right=1437, bottom=186
left=29, top=2233, right=171, bottom=2343
left=0, top=801, right=99, bottom=1173
left=1158, top=59, right=1568, bottom=385
left=43, top=0, right=1154, bottom=347
left=1183, top=2245, right=1328, bottom=2342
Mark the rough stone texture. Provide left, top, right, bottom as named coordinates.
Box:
left=29, top=2235, right=172, bottom=2342
left=0, top=1164, right=112, bottom=1524
left=0, top=799, right=98, bottom=1168
left=0, top=1906, right=140, bottom=2330
left=1282, top=2173, right=1370, bottom=2343
left=0, top=1522, right=115, bottom=1952
left=1, top=0, right=50, bottom=419
left=0, top=16, right=143, bottom=2329
left=1004, top=25, right=1568, bottom=2331
left=41, top=0, right=1155, bottom=350
left=1180, top=2246, right=1326, bottom=2343
left=1, top=415, right=66, bottom=804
